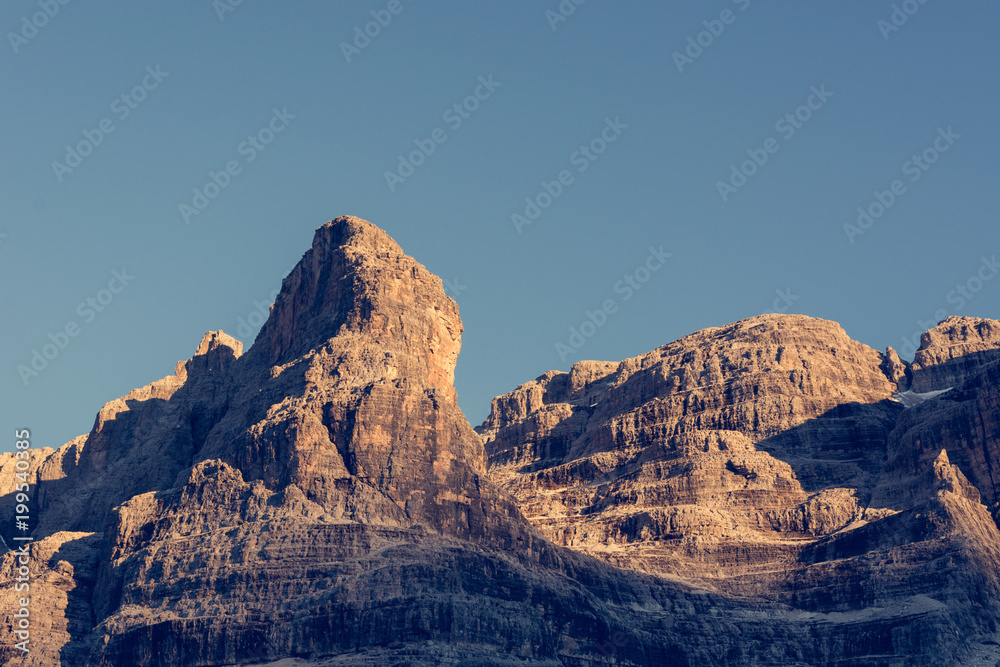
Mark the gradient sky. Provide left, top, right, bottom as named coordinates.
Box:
left=2, top=2, right=999, bottom=453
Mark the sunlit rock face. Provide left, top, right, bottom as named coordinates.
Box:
left=481, top=312, right=1000, bottom=662
left=909, top=316, right=1000, bottom=392
left=479, top=314, right=905, bottom=589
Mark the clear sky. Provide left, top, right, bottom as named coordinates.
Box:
left=2, top=2, right=998, bottom=453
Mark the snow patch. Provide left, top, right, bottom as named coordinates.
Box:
left=893, top=387, right=953, bottom=408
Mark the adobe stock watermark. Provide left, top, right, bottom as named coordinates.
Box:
left=10, top=428, right=33, bottom=655
left=17, top=268, right=136, bottom=385
left=442, top=277, right=467, bottom=300
left=843, top=126, right=958, bottom=244
left=8, top=0, right=73, bottom=54
left=768, top=287, right=801, bottom=314
left=545, top=0, right=590, bottom=31
left=896, top=254, right=998, bottom=357
left=595, top=631, right=628, bottom=659
left=878, top=0, right=932, bottom=41
left=51, top=66, right=170, bottom=182
left=235, top=288, right=280, bottom=342
left=178, top=107, right=295, bottom=224
left=341, top=0, right=409, bottom=62
left=511, top=116, right=628, bottom=234
left=11, top=536, right=32, bottom=653
left=384, top=75, right=501, bottom=192
left=673, top=0, right=751, bottom=73
left=555, top=245, right=672, bottom=363
left=213, top=0, right=245, bottom=21
left=716, top=84, right=833, bottom=202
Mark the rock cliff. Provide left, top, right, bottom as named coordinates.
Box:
left=3, top=218, right=1000, bottom=666
left=909, top=317, right=1000, bottom=392
left=480, top=314, right=1000, bottom=663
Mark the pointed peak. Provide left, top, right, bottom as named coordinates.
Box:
left=932, top=448, right=981, bottom=502
left=195, top=330, right=243, bottom=359
left=934, top=449, right=951, bottom=466
left=312, top=216, right=401, bottom=255
left=244, top=216, right=462, bottom=400
left=175, top=330, right=242, bottom=378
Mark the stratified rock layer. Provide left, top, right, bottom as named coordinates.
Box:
left=2, top=218, right=1000, bottom=666
left=480, top=314, right=1000, bottom=663
left=479, top=316, right=900, bottom=588
left=909, top=317, right=1000, bottom=392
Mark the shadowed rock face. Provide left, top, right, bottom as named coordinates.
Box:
left=2, top=218, right=1000, bottom=666
left=0, top=330, right=243, bottom=542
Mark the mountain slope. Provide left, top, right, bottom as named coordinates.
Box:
left=2, top=217, right=999, bottom=666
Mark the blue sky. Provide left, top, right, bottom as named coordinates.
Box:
left=2, top=1, right=998, bottom=453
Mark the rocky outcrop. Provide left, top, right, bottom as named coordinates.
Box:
left=0, top=531, right=102, bottom=665
left=881, top=345, right=910, bottom=392
left=3, top=217, right=1000, bottom=665
left=0, top=331, right=242, bottom=546
left=878, top=345, right=1000, bottom=512
left=910, top=316, right=1000, bottom=392
left=479, top=315, right=903, bottom=590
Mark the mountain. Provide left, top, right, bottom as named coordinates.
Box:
left=2, top=216, right=1000, bottom=666
left=479, top=313, right=1000, bottom=662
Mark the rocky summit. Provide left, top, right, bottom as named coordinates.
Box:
left=3, top=216, right=1000, bottom=666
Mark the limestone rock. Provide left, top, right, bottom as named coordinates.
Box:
left=881, top=345, right=910, bottom=392
left=480, top=313, right=1000, bottom=663
left=479, top=315, right=905, bottom=591
left=910, top=316, right=1000, bottom=392
left=3, top=217, right=1000, bottom=666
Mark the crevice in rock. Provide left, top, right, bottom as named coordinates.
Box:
left=323, top=401, right=358, bottom=477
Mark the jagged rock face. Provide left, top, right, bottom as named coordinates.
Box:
left=0, top=532, right=102, bottom=666
left=881, top=345, right=910, bottom=391
left=84, top=459, right=819, bottom=667
left=878, top=346, right=1000, bottom=510
left=253, top=220, right=461, bottom=400
left=3, top=217, right=1000, bottom=666
left=6, top=217, right=697, bottom=666
left=479, top=315, right=903, bottom=591
left=479, top=313, right=1000, bottom=662
left=0, top=332, right=241, bottom=542
left=910, top=316, right=1000, bottom=392
left=883, top=316, right=1000, bottom=510
left=187, top=218, right=516, bottom=541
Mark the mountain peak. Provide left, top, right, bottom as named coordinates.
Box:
left=194, top=329, right=242, bottom=358
left=246, top=216, right=462, bottom=401
left=313, top=214, right=400, bottom=252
